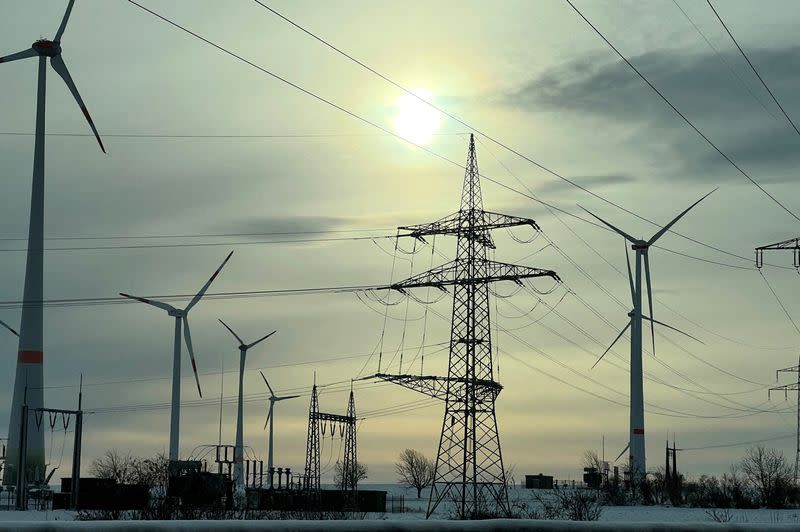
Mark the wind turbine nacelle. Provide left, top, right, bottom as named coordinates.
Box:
left=32, top=40, right=61, bottom=57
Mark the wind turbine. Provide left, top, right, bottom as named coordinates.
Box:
left=580, top=190, right=713, bottom=482
left=2, top=0, right=105, bottom=486
left=218, top=320, right=276, bottom=490
left=120, top=251, right=234, bottom=461
left=260, top=371, right=299, bottom=488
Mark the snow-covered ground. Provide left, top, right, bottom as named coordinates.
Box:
left=1, top=484, right=800, bottom=528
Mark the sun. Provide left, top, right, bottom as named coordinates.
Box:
left=393, top=90, right=442, bottom=145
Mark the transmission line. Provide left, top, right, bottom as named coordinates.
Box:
left=249, top=0, right=790, bottom=269
left=705, top=0, right=800, bottom=137
left=564, top=0, right=800, bottom=223
left=670, top=0, right=779, bottom=121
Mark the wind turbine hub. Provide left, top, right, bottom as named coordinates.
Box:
left=32, top=40, right=61, bottom=56
left=631, top=241, right=649, bottom=250
left=168, top=309, right=184, bottom=318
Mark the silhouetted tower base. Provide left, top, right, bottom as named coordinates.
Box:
left=769, top=353, right=800, bottom=485
left=303, top=383, right=320, bottom=493
left=302, top=381, right=358, bottom=500
left=374, top=135, right=559, bottom=518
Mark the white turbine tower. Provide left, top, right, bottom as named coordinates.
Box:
left=1, top=0, right=105, bottom=486
left=260, top=371, right=299, bottom=488
left=581, top=190, right=713, bottom=482
left=120, top=251, right=233, bottom=462
left=218, top=320, right=276, bottom=490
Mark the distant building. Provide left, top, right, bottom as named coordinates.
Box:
left=525, top=474, right=554, bottom=489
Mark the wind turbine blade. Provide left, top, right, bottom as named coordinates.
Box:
left=247, top=330, right=277, bottom=350
left=218, top=319, right=243, bottom=345
left=259, top=370, right=275, bottom=397
left=643, top=251, right=656, bottom=357
left=592, top=320, right=632, bottom=369
left=647, top=189, right=716, bottom=245
left=54, top=0, right=76, bottom=42
left=624, top=242, right=635, bottom=307
left=45, top=467, right=58, bottom=484
left=0, top=319, right=19, bottom=337
left=615, top=442, right=630, bottom=463
left=642, top=315, right=704, bottom=344
left=264, top=403, right=273, bottom=430
left=275, top=395, right=301, bottom=401
left=119, top=292, right=177, bottom=313
left=0, top=48, right=37, bottom=64
left=183, top=317, right=202, bottom=398
left=49, top=54, right=105, bottom=153
left=185, top=251, right=233, bottom=312
left=578, top=205, right=638, bottom=243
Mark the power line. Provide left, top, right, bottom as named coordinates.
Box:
left=0, top=284, right=385, bottom=310
left=0, top=227, right=393, bottom=242
left=759, top=269, right=800, bottom=336
left=0, top=131, right=465, bottom=139
left=678, top=433, right=794, bottom=451
left=36, top=341, right=449, bottom=390
left=249, top=0, right=790, bottom=270
left=0, top=234, right=394, bottom=252
left=705, top=0, right=800, bottom=137
left=128, top=0, right=793, bottom=275
left=564, top=0, right=800, bottom=224
left=670, top=0, right=779, bottom=121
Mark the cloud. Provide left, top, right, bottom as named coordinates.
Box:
left=213, top=215, right=354, bottom=237
left=503, top=46, right=800, bottom=184
left=534, top=173, right=636, bottom=196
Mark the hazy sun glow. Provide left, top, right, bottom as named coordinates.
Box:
left=393, top=90, right=441, bottom=145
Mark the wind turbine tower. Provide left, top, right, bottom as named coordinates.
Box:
left=581, top=190, right=713, bottom=482
left=120, top=251, right=233, bottom=461
left=1, top=0, right=105, bottom=486
left=259, top=371, right=299, bottom=489
left=218, top=320, right=276, bottom=489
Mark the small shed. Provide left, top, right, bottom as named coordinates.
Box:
left=525, top=473, right=554, bottom=489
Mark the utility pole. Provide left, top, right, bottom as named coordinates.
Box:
left=769, top=354, right=800, bottom=484
left=373, top=134, right=559, bottom=518
left=757, top=238, right=800, bottom=485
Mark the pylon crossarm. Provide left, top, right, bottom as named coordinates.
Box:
left=756, top=237, right=800, bottom=251
left=400, top=210, right=539, bottom=237
left=771, top=384, right=800, bottom=392
left=313, top=412, right=355, bottom=424
left=390, top=259, right=559, bottom=290
left=777, top=365, right=800, bottom=374
left=372, top=373, right=502, bottom=401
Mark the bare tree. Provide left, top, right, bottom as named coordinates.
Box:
left=740, top=445, right=793, bottom=508
left=582, top=450, right=603, bottom=472
left=395, top=449, right=435, bottom=498
left=90, top=449, right=139, bottom=484
left=333, top=460, right=368, bottom=490
left=90, top=450, right=169, bottom=493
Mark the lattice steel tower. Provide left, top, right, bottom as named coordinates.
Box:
left=375, top=134, right=559, bottom=518
left=757, top=238, right=800, bottom=484
left=769, top=354, right=800, bottom=485
left=303, top=381, right=320, bottom=492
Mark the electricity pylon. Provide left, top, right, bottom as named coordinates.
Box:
left=757, top=237, right=800, bottom=484
left=373, top=134, right=559, bottom=518
left=302, top=380, right=357, bottom=495
left=769, top=354, right=800, bottom=485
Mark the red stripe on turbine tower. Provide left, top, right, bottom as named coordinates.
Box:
left=633, top=428, right=645, bottom=435
left=18, top=350, right=43, bottom=364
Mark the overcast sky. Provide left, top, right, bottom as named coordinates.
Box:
left=2, top=0, right=800, bottom=484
